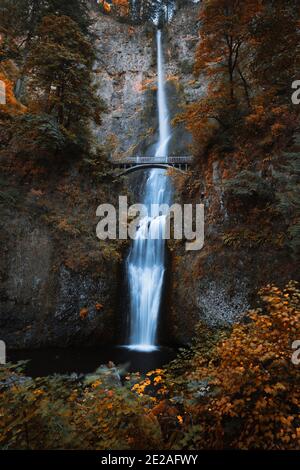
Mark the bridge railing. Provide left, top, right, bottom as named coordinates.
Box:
left=110, top=155, right=193, bottom=165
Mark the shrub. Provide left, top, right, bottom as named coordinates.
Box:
left=224, top=170, right=274, bottom=207
left=170, top=281, right=300, bottom=449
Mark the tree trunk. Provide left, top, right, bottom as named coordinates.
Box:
left=237, top=66, right=251, bottom=109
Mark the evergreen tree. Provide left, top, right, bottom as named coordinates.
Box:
left=45, top=0, right=92, bottom=34
left=0, top=0, right=92, bottom=97
left=26, top=14, right=102, bottom=154
left=129, top=0, right=175, bottom=25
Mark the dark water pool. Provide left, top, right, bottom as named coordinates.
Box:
left=7, top=346, right=177, bottom=377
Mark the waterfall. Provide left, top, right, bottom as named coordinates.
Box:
left=126, top=29, right=172, bottom=352
left=155, top=30, right=171, bottom=160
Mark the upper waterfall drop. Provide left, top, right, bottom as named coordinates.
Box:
left=155, top=30, right=171, bottom=161
left=125, top=28, right=172, bottom=352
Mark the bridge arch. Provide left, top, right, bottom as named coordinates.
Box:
left=110, top=155, right=193, bottom=176
left=118, top=163, right=187, bottom=176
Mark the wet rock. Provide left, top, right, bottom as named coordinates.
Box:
left=0, top=374, right=33, bottom=390
left=170, top=244, right=297, bottom=344
left=84, top=364, right=122, bottom=388
left=196, top=281, right=250, bottom=327
left=0, top=213, right=118, bottom=349
left=92, top=2, right=202, bottom=158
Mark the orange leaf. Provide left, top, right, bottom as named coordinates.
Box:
left=80, top=307, right=88, bottom=319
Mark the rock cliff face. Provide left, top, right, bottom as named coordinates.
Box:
left=169, top=242, right=297, bottom=344
left=92, top=2, right=201, bottom=157
left=93, top=14, right=154, bottom=157
left=168, top=137, right=299, bottom=345
left=0, top=211, right=118, bottom=349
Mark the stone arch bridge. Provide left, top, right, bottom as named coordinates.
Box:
left=110, top=156, right=193, bottom=176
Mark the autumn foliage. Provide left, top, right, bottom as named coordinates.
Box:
left=178, top=0, right=300, bottom=256
left=171, top=281, right=300, bottom=449
left=185, top=0, right=299, bottom=155
left=1, top=282, right=299, bottom=450
left=98, top=0, right=129, bottom=17
left=0, top=73, right=25, bottom=117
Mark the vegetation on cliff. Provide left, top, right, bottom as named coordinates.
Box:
left=181, top=0, right=300, bottom=254
left=0, top=0, right=124, bottom=269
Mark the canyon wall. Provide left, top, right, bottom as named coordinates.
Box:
left=1, top=2, right=297, bottom=349
left=1, top=3, right=202, bottom=349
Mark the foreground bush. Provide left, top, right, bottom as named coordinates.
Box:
left=164, top=281, right=300, bottom=449
left=0, top=282, right=299, bottom=450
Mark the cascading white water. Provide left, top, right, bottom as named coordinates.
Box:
left=155, top=30, right=171, bottom=160
left=126, top=29, right=172, bottom=352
